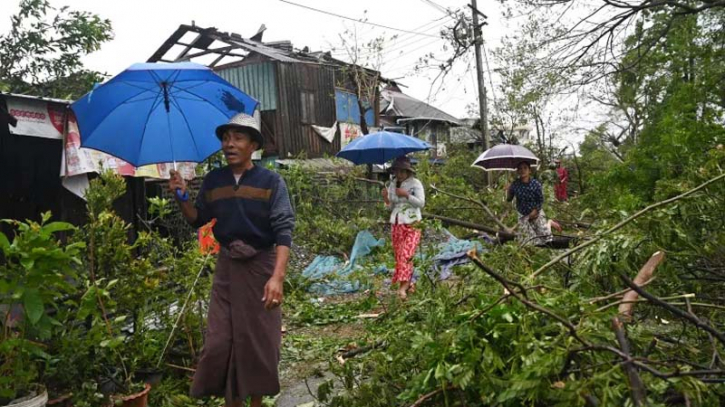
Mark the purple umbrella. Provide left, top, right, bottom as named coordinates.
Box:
left=471, top=144, right=539, bottom=171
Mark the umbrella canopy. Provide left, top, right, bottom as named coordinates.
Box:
left=336, top=131, right=432, bottom=165
left=71, top=62, right=258, bottom=167
left=472, top=143, right=539, bottom=171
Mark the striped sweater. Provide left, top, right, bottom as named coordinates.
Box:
left=193, top=165, right=295, bottom=248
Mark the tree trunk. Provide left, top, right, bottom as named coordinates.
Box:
left=423, top=213, right=516, bottom=242
left=348, top=70, right=370, bottom=135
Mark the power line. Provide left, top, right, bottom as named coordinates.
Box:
left=352, top=14, right=451, bottom=52
left=335, top=23, right=448, bottom=62
left=329, top=18, right=452, bottom=71
left=378, top=19, right=451, bottom=56
left=383, top=37, right=447, bottom=73
left=279, top=0, right=441, bottom=38
left=418, top=0, right=450, bottom=15
left=329, top=17, right=450, bottom=59
left=326, top=15, right=450, bottom=61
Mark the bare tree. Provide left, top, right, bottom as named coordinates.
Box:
left=335, top=22, right=388, bottom=135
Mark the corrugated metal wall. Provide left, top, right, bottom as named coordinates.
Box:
left=219, top=60, right=379, bottom=158
left=277, top=63, right=339, bottom=158
left=217, top=62, right=278, bottom=111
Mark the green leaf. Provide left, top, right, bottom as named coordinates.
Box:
left=434, top=362, right=446, bottom=380
left=41, top=221, right=75, bottom=235
left=100, top=335, right=126, bottom=349
left=23, top=288, right=44, bottom=324
left=20, top=257, right=35, bottom=270
left=0, top=232, right=9, bottom=253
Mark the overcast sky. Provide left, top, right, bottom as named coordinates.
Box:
left=1, top=0, right=515, bottom=120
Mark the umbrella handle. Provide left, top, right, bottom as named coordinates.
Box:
left=175, top=188, right=189, bottom=202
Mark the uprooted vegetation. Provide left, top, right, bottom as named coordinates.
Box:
left=1, top=137, right=723, bottom=406
left=279, top=141, right=725, bottom=406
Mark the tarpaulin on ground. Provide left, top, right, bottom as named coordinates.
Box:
left=373, top=231, right=490, bottom=284
left=301, top=230, right=493, bottom=295
left=301, top=231, right=384, bottom=295
left=431, top=230, right=492, bottom=280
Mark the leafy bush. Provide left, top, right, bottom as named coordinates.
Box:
left=0, top=213, right=83, bottom=400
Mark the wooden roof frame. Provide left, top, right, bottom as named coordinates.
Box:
left=147, top=24, right=302, bottom=67
left=148, top=23, right=390, bottom=84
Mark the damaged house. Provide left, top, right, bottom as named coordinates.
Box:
left=380, top=83, right=460, bottom=157
left=148, top=24, right=381, bottom=159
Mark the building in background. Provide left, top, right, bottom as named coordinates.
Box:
left=149, top=24, right=382, bottom=160
left=379, top=83, right=460, bottom=157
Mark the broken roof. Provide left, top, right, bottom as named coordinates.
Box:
left=148, top=23, right=385, bottom=81
left=148, top=24, right=303, bottom=66
left=380, top=86, right=460, bottom=126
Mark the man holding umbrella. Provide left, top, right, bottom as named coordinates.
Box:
left=169, top=111, right=295, bottom=407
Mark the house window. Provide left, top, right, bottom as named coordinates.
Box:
left=300, top=91, right=315, bottom=124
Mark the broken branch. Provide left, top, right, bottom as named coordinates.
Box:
left=619, top=251, right=666, bottom=320
left=612, top=316, right=647, bottom=406
left=409, top=385, right=456, bottom=407
left=619, top=272, right=725, bottom=345
left=429, top=184, right=512, bottom=231
left=423, top=213, right=516, bottom=242
left=531, top=172, right=725, bottom=280
left=586, top=277, right=656, bottom=304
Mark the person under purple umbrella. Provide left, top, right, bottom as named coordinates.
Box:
left=507, top=161, right=554, bottom=246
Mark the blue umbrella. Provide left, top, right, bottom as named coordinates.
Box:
left=336, top=131, right=432, bottom=165
left=71, top=62, right=259, bottom=167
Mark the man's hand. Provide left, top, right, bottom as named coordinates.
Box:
left=262, top=275, right=284, bottom=310
left=168, top=170, right=187, bottom=197
left=528, top=208, right=539, bottom=222
left=395, top=188, right=409, bottom=198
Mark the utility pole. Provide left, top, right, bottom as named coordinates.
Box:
left=470, top=0, right=489, bottom=183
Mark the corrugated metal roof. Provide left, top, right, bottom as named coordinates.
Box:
left=380, top=89, right=460, bottom=125
left=227, top=37, right=302, bottom=63
left=450, top=127, right=482, bottom=144
left=217, top=62, right=278, bottom=111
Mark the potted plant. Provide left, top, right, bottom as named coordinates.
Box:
left=104, top=382, right=151, bottom=407
left=70, top=172, right=153, bottom=407
left=0, top=214, right=84, bottom=406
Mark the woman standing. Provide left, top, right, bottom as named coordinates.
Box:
left=507, top=161, right=553, bottom=246
left=382, top=156, right=425, bottom=300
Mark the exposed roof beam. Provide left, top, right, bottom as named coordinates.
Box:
left=176, top=45, right=248, bottom=61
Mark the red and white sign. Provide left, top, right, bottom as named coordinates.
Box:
left=7, top=97, right=66, bottom=140
left=340, top=122, right=362, bottom=148
left=62, top=112, right=196, bottom=180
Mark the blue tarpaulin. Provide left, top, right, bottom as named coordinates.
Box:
left=431, top=230, right=491, bottom=280
left=302, top=231, right=384, bottom=295
left=301, top=230, right=491, bottom=295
